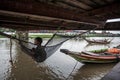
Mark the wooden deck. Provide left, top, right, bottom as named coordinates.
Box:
left=102, top=62, right=120, bottom=80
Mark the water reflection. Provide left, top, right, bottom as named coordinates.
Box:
left=0, top=37, right=119, bottom=80
left=0, top=38, right=16, bottom=80
left=72, top=63, right=116, bottom=80
left=8, top=44, right=58, bottom=80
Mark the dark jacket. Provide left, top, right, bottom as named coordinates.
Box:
left=34, top=45, right=47, bottom=62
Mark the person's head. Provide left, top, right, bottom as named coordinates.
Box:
left=34, top=37, right=43, bottom=45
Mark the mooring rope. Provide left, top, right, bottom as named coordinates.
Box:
left=0, top=31, right=34, bottom=45
left=66, top=61, right=78, bottom=80
left=65, top=26, right=100, bottom=80
left=9, top=38, right=13, bottom=65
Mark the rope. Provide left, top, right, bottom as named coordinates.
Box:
left=66, top=61, right=78, bottom=80
left=63, top=26, right=99, bottom=43
left=65, top=26, right=99, bottom=80
left=9, top=38, right=13, bottom=65
left=0, top=25, right=99, bottom=47
left=44, top=21, right=63, bottom=47
left=0, top=31, right=34, bottom=45
left=44, top=32, right=57, bottom=47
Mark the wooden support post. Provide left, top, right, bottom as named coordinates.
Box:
left=16, top=31, right=28, bottom=41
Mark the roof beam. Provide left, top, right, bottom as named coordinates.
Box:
left=0, top=16, right=95, bottom=30
left=59, top=0, right=92, bottom=10
left=0, top=24, right=57, bottom=31
left=57, top=1, right=86, bottom=12
left=0, top=0, right=104, bottom=26
left=79, top=2, right=120, bottom=20
left=0, top=15, right=97, bottom=30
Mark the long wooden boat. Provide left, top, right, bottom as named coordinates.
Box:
left=60, top=49, right=119, bottom=63
left=83, top=37, right=112, bottom=44
left=71, top=55, right=116, bottom=63
left=80, top=52, right=120, bottom=60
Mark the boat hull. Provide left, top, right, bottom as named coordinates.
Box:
left=60, top=49, right=119, bottom=63
left=83, top=37, right=112, bottom=44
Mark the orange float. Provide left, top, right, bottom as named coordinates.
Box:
left=107, top=48, right=120, bottom=54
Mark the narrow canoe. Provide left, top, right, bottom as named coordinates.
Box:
left=60, top=49, right=119, bottom=63
left=83, top=37, right=112, bottom=44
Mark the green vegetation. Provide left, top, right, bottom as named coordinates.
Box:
left=0, top=35, right=5, bottom=38
left=70, top=54, right=83, bottom=61
left=0, top=34, right=54, bottom=38
left=90, top=48, right=108, bottom=53
left=29, top=35, right=53, bottom=38
left=0, top=34, right=15, bottom=38
left=0, top=28, right=15, bottom=32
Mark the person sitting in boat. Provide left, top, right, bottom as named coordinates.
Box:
left=32, top=37, right=46, bottom=62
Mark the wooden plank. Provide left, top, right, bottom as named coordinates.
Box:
left=0, top=0, right=103, bottom=26
left=79, top=2, right=120, bottom=20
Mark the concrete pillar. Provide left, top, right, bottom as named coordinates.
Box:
left=15, top=31, right=29, bottom=41
left=102, top=30, right=106, bottom=34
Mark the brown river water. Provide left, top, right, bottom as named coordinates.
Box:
left=0, top=37, right=120, bottom=80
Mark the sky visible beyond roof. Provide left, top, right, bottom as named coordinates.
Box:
left=106, top=18, right=120, bottom=23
